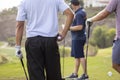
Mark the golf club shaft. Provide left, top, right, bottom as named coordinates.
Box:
left=62, top=38, right=65, bottom=77
left=85, top=26, right=91, bottom=74
left=20, top=59, right=29, bottom=80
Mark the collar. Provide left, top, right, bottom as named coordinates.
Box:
left=75, top=7, right=83, bottom=13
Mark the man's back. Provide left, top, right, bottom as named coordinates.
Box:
left=17, top=0, right=68, bottom=37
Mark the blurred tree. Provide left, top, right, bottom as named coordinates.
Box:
left=106, top=28, right=115, bottom=47
left=90, top=26, right=115, bottom=48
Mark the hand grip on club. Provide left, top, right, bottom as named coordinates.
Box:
left=57, top=36, right=62, bottom=40
left=87, top=21, right=93, bottom=28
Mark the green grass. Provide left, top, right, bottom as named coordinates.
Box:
left=0, top=42, right=4, bottom=46
left=0, top=47, right=120, bottom=80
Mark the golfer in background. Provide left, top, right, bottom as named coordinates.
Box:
left=15, top=0, right=74, bottom=80
left=87, top=0, right=120, bottom=73
left=67, top=0, right=88, bottom=80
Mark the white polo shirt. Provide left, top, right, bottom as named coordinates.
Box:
left=16, top=0, right=69, bottom=38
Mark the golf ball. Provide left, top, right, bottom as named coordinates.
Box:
left=108, top=71, right=112, bottom=76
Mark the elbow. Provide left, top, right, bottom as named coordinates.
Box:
left=16, top=21, right=24, bottom=33
left=16, top=21, right=24, bottom=29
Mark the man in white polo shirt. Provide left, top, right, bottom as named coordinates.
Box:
left=15, top=0, right=74, bottom=80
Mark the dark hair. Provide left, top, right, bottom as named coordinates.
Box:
left=71, top=2, right=80, bottom=6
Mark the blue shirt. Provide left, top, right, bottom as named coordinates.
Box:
left=71, top=8, right=86, bottom=40
left=16, top=0, right=69, bottom=38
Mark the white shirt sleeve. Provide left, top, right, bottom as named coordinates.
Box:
left=16, top=0, right=27, bottom=21
left=58, top=0, right=69, bottom=12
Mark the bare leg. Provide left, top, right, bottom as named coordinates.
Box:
left=73, top=58, right=80, bottom=74
left=112, top=63, right=120, bottom=73
left=80, top=58, right=86, bottom=74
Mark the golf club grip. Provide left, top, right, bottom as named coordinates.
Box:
left=20, top=59, right=29, bottom=80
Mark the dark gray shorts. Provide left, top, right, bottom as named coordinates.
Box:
left=112, top=38, right=120, bottom=64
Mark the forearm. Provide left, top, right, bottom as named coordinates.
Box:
left=62, top=9, right=74, bottom=37
left=70, top=25, right=83, bottom=31
left=15, top=21, right=24, bottom=46
left=91, top=9, right=110, bottom=22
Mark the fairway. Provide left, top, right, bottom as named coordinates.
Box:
left=0, top=47, right=120, bottom=80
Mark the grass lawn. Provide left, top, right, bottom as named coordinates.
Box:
left=0, top=42, right=4, bottom=46
left=0, top=47, right=120, bottom=80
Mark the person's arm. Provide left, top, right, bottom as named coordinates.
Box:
left=88, top=0, right=117, bottom=22
left=15, top=21, right=25, bottom=46
left=60, top=8, right=74, bottom=39
left=70, top=25, right=83, bottom=31
left=70, top=11, right=86, bottom=31
left=15, top=0, right=26, bottom=59
left=90, top=9, right=110, bottom=22
left=15, top=21, right=24, bottom=59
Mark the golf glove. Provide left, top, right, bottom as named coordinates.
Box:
left=15, top=45, right=23, bottom=59
left=86, top=18, right=93, bottom=27
left=57, top=34, right=62, bottom=41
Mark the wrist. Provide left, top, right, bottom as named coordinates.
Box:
left=88, top=18, right=93, bottom=22
left=15, top=45, right=21, bottom=50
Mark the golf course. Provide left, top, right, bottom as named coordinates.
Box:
left=0, top=42, right=119, bottom=80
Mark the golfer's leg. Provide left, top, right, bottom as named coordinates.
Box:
left=25, top=38, right=45, bottom=80
left=112, top=63, right=120, bottom=73
left=45, top=38, right=62, bottom=80
left=74, top=40, right=86, bottom=74
left=80, top=58, right=86, bottom=74
left=74, top=58, right=80, bottom=74
left=112, top=39, right=120, bottom=73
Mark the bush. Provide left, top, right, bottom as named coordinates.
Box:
left=90, top=26, right=115, bottom=48
left=59, top=44, right=98, bottom=57
left=59, top=46, right=71, bottom=57
left=7, top=36, right=26, bottom=47
left=0, top=55, right=8, bottom=64
left=0, top=42, right=4, bottom=46
left=84, top=45, right=98, bottom=56
left=7, top=37, right=15, bottom=46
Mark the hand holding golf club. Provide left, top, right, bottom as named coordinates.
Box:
left=86, top=18, right=93, bottom=27
left=57, top=34, right=64, bottom=41
left=57, top=24, right=66, bottom=41
left=15, top=45, right=23, bottom=59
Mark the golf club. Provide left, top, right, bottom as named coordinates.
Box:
left=57, top=35, right=65, bottom=78
left=20, top=58, right=29, bottom=80
left=62, top=38, right=65, bottom=77
left=85, top=21, right=92, bottom=75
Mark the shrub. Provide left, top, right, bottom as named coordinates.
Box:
left=59, top=46, right=71, bottom=57
left=84, top=45, right=98, bottom=56
left=90, top=26, right=115, bottom=48
left=0, top=55, right=8, bottom=64
left=7, top=37, right=15, bottom=46
left=59, top=44, right=98, bottom=57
